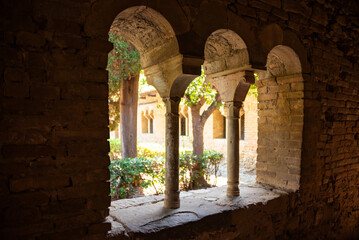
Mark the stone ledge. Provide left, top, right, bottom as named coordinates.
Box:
left=107, top=183, right=286, bottom=239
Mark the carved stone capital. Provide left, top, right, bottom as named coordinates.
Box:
left=224, top=101, right=242, bottom=118
left=207, top=70, right=254, bottom=102
left=162, top=97, right=181, bottom=114
left=143, top=54, right=183, bottom=98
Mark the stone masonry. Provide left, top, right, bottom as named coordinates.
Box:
left=1, top=0, right=358, bottom=239
left=256, top=74, right=303, bottom=191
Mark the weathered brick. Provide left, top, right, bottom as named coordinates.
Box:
left=9, top=176, right=70, bottom=192
left=4, top=82, right=29, bottom=98
left=31, top=84, right=60, bottom=100
left=311, top=4, right=328, bottom=26
left=16, top=31, right=46, bottom=48
left=4, top=67, right=29, bottom=82
left=271, top=8, right=289, bottom=20
left=260, top=0, right=281, bottom=8
left=282, top=0, right=306, bottom=14
left=53, top=36, right=86, bottom=49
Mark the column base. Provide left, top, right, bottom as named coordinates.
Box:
left=226, top=185, right=240, bottom=196
left=164, top=190, right=180, bottom=209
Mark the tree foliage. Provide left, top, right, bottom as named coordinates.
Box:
left=182, top=68, right=220, bottom=108
left=107, top=33, right=141, bottom=131
left=247, top=73, right=259, bottom=98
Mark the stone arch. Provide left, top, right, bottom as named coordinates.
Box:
left=109, top=6, right=195, bottom=209
left=203, top=29, right=250, bottom=76
left=266, top=45, right=302, bottom=77
left=110, top=6, right=189, bottom=100
left=256, top=45, right=304, bottom=192
left=109, top=6, right=180, bottom=69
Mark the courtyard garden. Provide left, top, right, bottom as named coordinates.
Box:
left=108, top=139, right=224, bottom=200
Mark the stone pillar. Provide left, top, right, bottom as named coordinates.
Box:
left=225, top=101, right=242, bottom=196
left=204, top=69, right=254, bottom=197
left=163, top=97, right=181, bottom=208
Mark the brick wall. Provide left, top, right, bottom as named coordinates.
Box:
left=0, top=0, right=112, bottom=238
left=256, top=74, right=303, bottom=191
left=1, top=0, right=358, bottom=239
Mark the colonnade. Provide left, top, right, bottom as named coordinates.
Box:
left=146, top=60, right=254, bottom=208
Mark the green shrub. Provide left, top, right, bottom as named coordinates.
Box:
left=109, top=156, right=165, bottom=199
left=137, top=146, right=165, bottom=158
left=179, top=150, right=223, bottom=190
left=108, top=140, right=166, bottom=160
left=202, top=150, right=223, bottom=178
left=109, top=148, right=223, bottom=199
left=108, top=139, right=121, bottom=160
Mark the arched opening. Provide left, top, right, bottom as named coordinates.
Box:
left=141, top=111, right=148, bottom=134
left=179, top=106, right=189, bottom=137
left=203, top=29, right=257, bottom=194
left=139, top=109, right=154, bottom=134
left=256, top=45, right=303, bottom=191
left=108, top=6, right=182, bottom=203
left=213, top=109, right=226, bottom=139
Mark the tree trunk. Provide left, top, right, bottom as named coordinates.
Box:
left=120, top=75, right=139, bottom=158
left=192, top=117, right=204, bottom=157
left=190, top=106, right=208, bottom=189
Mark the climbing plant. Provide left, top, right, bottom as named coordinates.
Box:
left=107, top=33, right=141, bottom=131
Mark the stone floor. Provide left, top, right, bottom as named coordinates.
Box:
left=108, top=183, right=286, bottom=239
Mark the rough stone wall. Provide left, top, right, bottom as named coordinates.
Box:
left=0, top=0, right=112, bottom=239
left=1, top=0, right=359, bottom=239
left=256, top=75, right=303, bottom=191
left=239, top=90, right=258, bottom=168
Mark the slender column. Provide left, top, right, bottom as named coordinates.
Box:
left=163, top=97, right=181, bottom=208
left=225, top=101, right=242, bottom=196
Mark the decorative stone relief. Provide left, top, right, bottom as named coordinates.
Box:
left=204, top=29, right=249, bottom=75
left=110, top=6, right=180, bottom=68
left=266, top=45, right=302, bottom=77
left=267, top=53, right=286, bottom=77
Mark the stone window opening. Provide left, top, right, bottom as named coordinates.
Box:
left=141, top=109, right=154, bottom=134
left=179, top=114, right=187, bottom=136
left=213, top=109, right=226, bottom=139
left=108, top=8, right=304, bottom=238
left=109, top=6, right=190, bottom=210
left=141, top=111, right=148, bottom=134
left=179, top=107, right=189, bottom=137
left=6, top=0, right=359, bottom=239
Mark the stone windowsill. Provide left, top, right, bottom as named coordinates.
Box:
left=107, top=183, right=287, bottom=238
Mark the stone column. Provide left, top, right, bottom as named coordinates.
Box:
left=225, top=101, right=242, bottom=196
left=163, top=97, right=181, bottom=208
